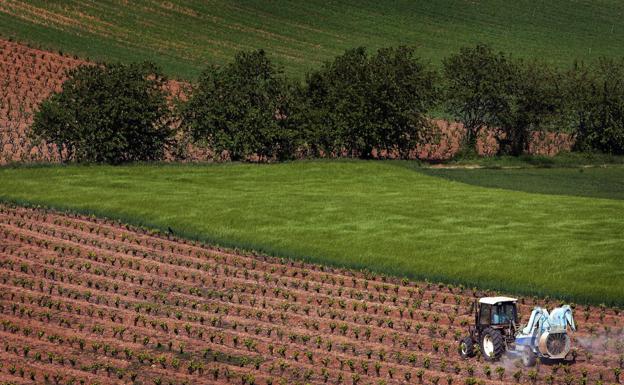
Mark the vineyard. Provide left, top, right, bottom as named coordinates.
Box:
left=1, top=2, right=623, bottom=384
left=0, top=204, right=622, bottom=385
left=0, top=39, right=86, bottom=163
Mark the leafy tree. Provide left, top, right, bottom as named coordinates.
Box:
left=444, top=45, right=574, bottom=155
left=31, top=62, right=173, bottom=163
left=563, top=61, right=597, bottom=151
left=569, top=58, right=624, bottom=154
left=182, top=49, right=298, bottom=161
left=302, top=47, right=369, bottom=156
left=303, top=46, right=438, bottom=158
left=443, top=44, right=517, bottom=150
left=368, top=46, right=439, bottom=157
left=501, top=60, right=572, bottom=155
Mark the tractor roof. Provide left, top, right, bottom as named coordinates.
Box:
left=479, top=296, right=517, bottom=305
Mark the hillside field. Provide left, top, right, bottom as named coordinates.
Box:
left=1, top=0, right=624, bottom=78
left=0, top=161, right=623, bottom=305
left=1, top=205, right=622, bottom=385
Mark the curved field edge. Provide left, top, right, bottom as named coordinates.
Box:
left=412, top=166, right=624, bottom=201
left=0, top=161, right=622, bottom=306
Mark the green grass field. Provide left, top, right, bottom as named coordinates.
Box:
left=1, top=161, right=622, bottom=305
left=1, top=1, right=623, bottom=78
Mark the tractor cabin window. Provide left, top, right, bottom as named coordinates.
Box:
left=479, top=305, right=491, bottom=326
left=491, top=303, right=517, bottom=324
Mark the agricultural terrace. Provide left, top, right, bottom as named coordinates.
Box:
left=0, top=205, right=623, bottom=385
left=0, top=161, right=622, bottom=306
left=1, top=1, right=624, bottom=78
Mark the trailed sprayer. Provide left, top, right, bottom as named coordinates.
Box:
left=458, top=297, right=576, bottom=366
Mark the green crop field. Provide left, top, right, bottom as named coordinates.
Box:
left=1, top=161, right=623, bottom=305
left=1, top=0, right=623, bottom=78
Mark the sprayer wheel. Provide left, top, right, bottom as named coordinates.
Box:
left=522, top=347, right=537, bottom=367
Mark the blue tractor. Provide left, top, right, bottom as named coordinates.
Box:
left=459, top=297, right=576, bottom=366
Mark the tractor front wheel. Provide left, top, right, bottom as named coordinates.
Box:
left=480, top=328, right=505, bottom=361
left=459, top=336, right=476, bottom=358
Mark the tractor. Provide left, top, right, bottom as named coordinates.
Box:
left=459, top=296, right=576, bottom=366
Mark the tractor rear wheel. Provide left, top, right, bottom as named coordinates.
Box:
left=480, top=328, right=505, bottom=361
left=459, top=336, right=476, bottom=358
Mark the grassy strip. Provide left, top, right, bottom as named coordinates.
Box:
left=0, top=161, right=622, bottom=306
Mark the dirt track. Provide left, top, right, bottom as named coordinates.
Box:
left=0, top=204, right=622, bottom=385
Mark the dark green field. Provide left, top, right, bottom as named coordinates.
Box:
left=1, top=161, right=623, bottom=305
left=1, top=1, right=623, bottom=78
left=422, top=167, right=624, bottom=200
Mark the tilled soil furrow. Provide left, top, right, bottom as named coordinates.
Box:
left=1, top=204, right=622, bottom=385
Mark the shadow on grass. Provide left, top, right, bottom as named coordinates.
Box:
left=397, top=163, right=624, bottom=200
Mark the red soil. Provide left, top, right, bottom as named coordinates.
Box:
left=0, top=204, right=622, bottom=385
left=0, top=39, right=88, bottom=164
left=413, top=121, right=575, bottom=161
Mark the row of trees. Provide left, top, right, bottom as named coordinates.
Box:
left=31, top=45, right=624, bottom=163
left=182, top=47, right=438, bottom=161
left=444, top=45, right=624, bottom=156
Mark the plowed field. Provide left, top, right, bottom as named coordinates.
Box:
left=0, top=205, right=622, bottom=385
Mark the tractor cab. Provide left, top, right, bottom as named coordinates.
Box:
left=460, top=296, right=518, bottom=361
left=476, top=297, right=518, bottom=328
